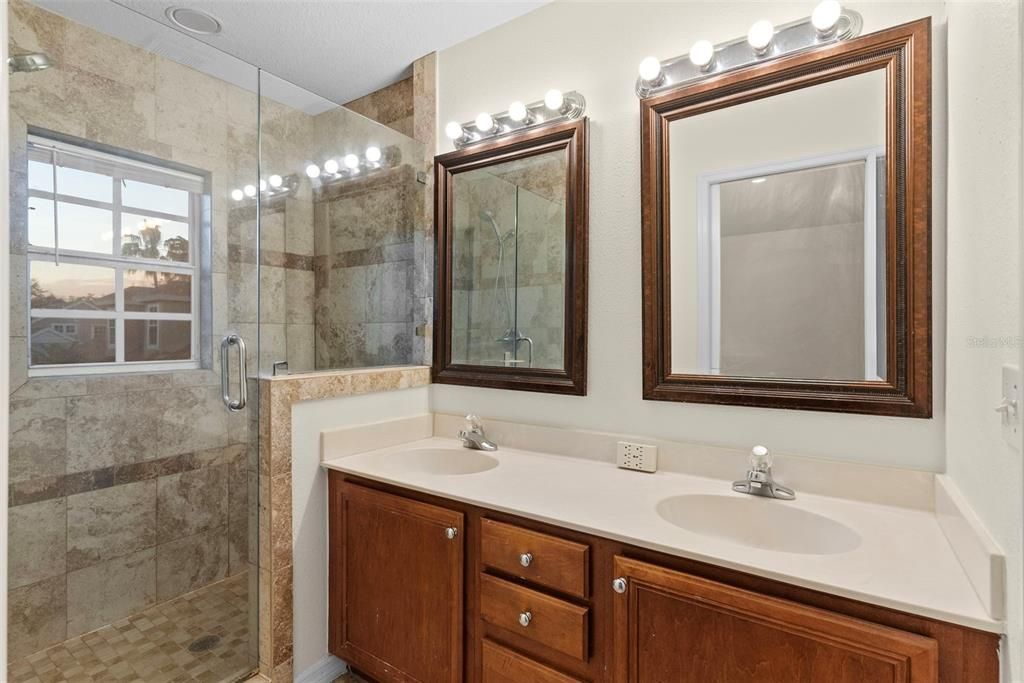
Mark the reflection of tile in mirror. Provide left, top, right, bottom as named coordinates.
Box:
left=668, top=69, right=887, bottom=381
left=450, top=150, right=568, bottom=370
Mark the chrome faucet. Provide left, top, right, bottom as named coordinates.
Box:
left=732, top=445, right=795, bottom=500
left=457, top=414, right=497, bottom=452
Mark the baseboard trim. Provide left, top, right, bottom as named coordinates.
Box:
left=294, top=654, right=348, bottom=683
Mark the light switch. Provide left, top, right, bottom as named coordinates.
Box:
left=999, top=364, right=1021, bottom=451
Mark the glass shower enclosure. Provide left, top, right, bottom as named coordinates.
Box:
left=6, top=1, right=426, bottom=680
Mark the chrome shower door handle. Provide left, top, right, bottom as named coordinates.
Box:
left=220, top=334, right=248, bottom=412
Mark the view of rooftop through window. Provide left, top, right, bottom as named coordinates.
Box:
left=25, top=135, right=205, bottom=373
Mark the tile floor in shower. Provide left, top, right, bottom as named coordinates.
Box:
left=8, top=572, right=254, bottom=683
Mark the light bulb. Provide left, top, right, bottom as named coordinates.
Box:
left=689, top=40, right=715, bottom=68
left=344, top=153, right=360, bottom=169
left=544, top=89, right=564, bottom=111
left=365, top=146, right=382, bottom=163
left=751, top=177, right=767, bottom=184
left=638, top=56, right=662, bottom=82
left=812, top=0, right=842, bottom=33
left=323, top=159, right=340, bottom=174
left=305, top=164, right=320, bottom=178
left=243, top=184, right=257, bottom=197
left=269, top=174, right=283, bottom=188
left=508, top=101, right=528, bottom=122
left=444, top=121, right=464, bottom=140
left=747, top=20, right=775, bottom=52
left=259, top=179, right=267, bottom=192
left=475, top=112, right=494, bottom=132
left=231, top=189, right=244, bottom=201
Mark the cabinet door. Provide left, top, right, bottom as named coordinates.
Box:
left=329, top=479, right=464, bottom=683
left=611, top=556, right=938, bottom=683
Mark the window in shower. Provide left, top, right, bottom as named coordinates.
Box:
left=25, top=134, right=205, bottom=375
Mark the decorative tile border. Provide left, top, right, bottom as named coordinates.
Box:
left=9, top=444, right=246, bottom=507
left=257, top=365, right=431, bottom=680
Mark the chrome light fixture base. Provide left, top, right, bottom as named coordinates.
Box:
left=449, top=91, right=586, bottom=150
left=635, top=9, right=862, bottom=99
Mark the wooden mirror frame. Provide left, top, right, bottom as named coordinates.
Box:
left=433, top=118, right=589, bottom=395
left=640, top=19, right=931, bottom=417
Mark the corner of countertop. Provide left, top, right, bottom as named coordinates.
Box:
left=934, top=474, right=1006, bottom=622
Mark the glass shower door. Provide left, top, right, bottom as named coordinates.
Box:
left=7, top=1, right=261, bottom=680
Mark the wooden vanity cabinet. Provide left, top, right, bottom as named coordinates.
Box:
left=611, top=556, right=938, bottom=683
left=328, top=481, right=464, bottom=683
left=328, top=472, right=999, bottom=683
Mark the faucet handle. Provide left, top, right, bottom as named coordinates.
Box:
left=750, top=445, right=772, bottom=471
left=465, top=414, right=484, bottom=434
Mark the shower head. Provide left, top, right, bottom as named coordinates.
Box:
left=8, top=53, right=52, bottom=73
left=479, top=210, right=514, bottom=242
left=479, top=210, right=501, bottom=238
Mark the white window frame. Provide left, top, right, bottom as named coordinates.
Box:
left=26, top=135, right=204, bottom=376
left=695, top=146, right=885, bottom=378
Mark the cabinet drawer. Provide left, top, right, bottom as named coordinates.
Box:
left=481, top=639, right=584, bottom=683
left=481, top=518, right=590, bottom=598
left=480, top=574, right=589, bottom=661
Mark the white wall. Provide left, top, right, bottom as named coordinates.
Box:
left=435, top=1, right=948, bottom=471
left=945, top=1, right=1023, bottom=679
left=290, top=386, right=430, bottom=676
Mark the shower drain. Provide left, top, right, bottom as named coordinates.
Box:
left=188, top=634, right=222, bottom=653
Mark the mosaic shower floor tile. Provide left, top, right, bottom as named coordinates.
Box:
left=8, top=572, right=254, bottom=683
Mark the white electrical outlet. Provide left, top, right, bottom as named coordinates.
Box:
left=1000, top=364, right=1021, bottom=451
left=617, top=441, right=658, bottom=472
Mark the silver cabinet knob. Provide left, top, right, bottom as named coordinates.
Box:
left=612, top=577, right=627, bottom=594
left=445, top=527, right=458, bottom=540
left=519, top=552, right=533, bottom=568
left=518, top=611, right=532, bottom=627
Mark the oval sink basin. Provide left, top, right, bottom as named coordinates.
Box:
left=656, top=494, right=861, bottom=555
left=382, top=448, right=499, bottom=475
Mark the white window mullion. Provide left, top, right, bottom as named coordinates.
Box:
left=112, top=173, right=123, bottom=259
left=115, top=267, right=125, bottom=363
left=26, top=248, right=195, bottom=275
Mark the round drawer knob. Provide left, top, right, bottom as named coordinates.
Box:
left=519, top=552, right=533, bottom=568
left=518, top=611, right=532, bottom=627
left=612, top=577, right=627, bottom=594
left=445, top=527, right=458, bottom=540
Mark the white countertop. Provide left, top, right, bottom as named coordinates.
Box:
left=322, top=436, right=1001, bottom=633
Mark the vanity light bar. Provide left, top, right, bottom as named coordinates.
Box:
left=304, top=145, right=393, bottom=185
left=445, top=90, right=586, bottom=149
left=229, top=141, right=393, bottom=202
left=230, top=173, right=298, bottom=202
left=634, top=0, right=863, bottom=99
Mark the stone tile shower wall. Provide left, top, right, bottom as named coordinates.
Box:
left=342, top=76, right=415, bottom=139
left=6, top=0, right=262, bottom=661
left=313, top=164, right=420, bottom=368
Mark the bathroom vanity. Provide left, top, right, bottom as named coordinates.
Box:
left=324, top=437, right=1000, bottom=683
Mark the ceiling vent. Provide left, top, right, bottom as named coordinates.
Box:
left=165, top=7, right=222, bottom=35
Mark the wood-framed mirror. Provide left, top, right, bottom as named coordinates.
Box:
left=433, top=118, right=588, bottom=395
left=641, top=19, right=931, bottom=416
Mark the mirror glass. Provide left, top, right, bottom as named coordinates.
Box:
left=449, top=149, right=567, bottom=370
left=669, top=69, right=887, bottom=381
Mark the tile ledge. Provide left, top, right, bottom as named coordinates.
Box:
left=260, top=365, right=429, bottom=383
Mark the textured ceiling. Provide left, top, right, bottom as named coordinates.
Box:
left=36, top=0, right=545, bottom=108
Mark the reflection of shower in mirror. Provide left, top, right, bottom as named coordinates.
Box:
left=479, top=209, right=533, bottom=367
